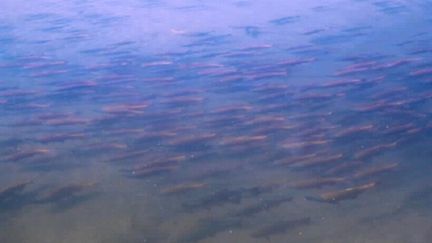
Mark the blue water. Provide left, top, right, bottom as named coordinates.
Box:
left=0, top=0, right=432, bottom=242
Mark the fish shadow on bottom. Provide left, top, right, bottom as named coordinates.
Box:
left=360, top=185, right=432, bottom=224
left=181, top=186, right=275, bottom=212
left=251, top=217, right=312, bottom=240
left=0, top=191, right=38, bottom=213
left=33, top=184, right=99, bottom=212
left=176, top=216, right=312, bottom=243
left=46, top=193, right=98, bottom=212
left=176, top=217, right=242, bottom=243
left=108, top=233, right=164, bottom=243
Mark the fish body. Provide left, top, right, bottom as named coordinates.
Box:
left=354, top=142, right=398, bottom=159
left=306, top=182, right=376, bottom=203
left=353, top=163, right=398, bottom=179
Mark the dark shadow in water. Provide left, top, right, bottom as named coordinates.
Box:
left=373, top=1, right=408, bottom=15
left=360, top=185, right=432, bottom=224
left=250, top=217, right=311, bottom=240
left=177, top=217, right=242, bottom=243
left=182, top=185, right=275, bottom=212
left=243, top=26, right=261, bottom=38
left=401, top=186, right=432, bottom=211
left=0, top=138, right=24, bottom=151
left=46, top=193, right=98, bottom=213
left=109, top=233, right=164, bottom=243
left=232, top=195, right=293, bottom=218
left=311, top=33, right=366, bottom=45
left=0, top=192, right=38, bottom=213
left=269, top=16, right=301, bottom=25
left=22, top=159, right=83, bottom=172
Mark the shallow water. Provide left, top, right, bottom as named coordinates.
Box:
left=1, top=0, right=432, bottom=242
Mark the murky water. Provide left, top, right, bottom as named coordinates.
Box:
left=1, top=0, right=432, bottom=242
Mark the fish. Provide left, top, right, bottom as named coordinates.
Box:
left=4, top=148, right=52, bottom=162
left=291, top=153, right=343, bottom=168
left=335, top=58, right=416, bottom=76
left=36, top=132, right=86, bottom=143
left=253, top=83, right=290, bottom=93
left=22, top=61, right=66, bottom=69
left=254, top=124, right=297, bottom=135
left=212, top=104, right=253, bottom=115
left=129, top=155, right=187, bottom=170
left=102, top=102, right=149, bottom=115
left=168, top=133, right=216, bottom=146
left=161, top=182, right=207, bottom=194
left=354, top=141, right=398, bottom=159
left=137, top=130, right=177, bottom=139
left=334, top=124, right=374, bottom=138
left=44, top=117, right=91, bottom=126
left=237, top=44, right=272, bottom=52
left=356, top=101, right=389, bottom=112
left=312, top=32, right=365, bottom=46
left=130, top=166, right=177, bottom=178
left=277, top=57, right=316, bottom=67
left=30, top=70, right=68, bottom=77
left=409, top=67, right=432, bottom=76
left=273, top=154, right=317, bottom=166
left=289, top=177, right=346, bottom=189
left=84, top=142, right=128, bottom=151
left=295, top=93, right=341, bottom=102
left=161, top=96, right=205, bottom=106
left=303, top=29, right=325, bottom=35
left=381, top=123, right=415, bottom=135
left=305, top=182, right=377, bottom=203
left=245, top=71, right=288, bottom=81
left=270, top=16, right=301, bottom=25
left=352, top=163, right=398, bottom=179
left=221, top=135, right=267, bottom=146
left=55, top=81, right=97, bottom=92
left=281, top=139, right=330, bottom=150
left=141, top=61, right=173, bottom=68
left=319, top=79, right=364, bottom=89
left=244, top=115, right=286, bottom=126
